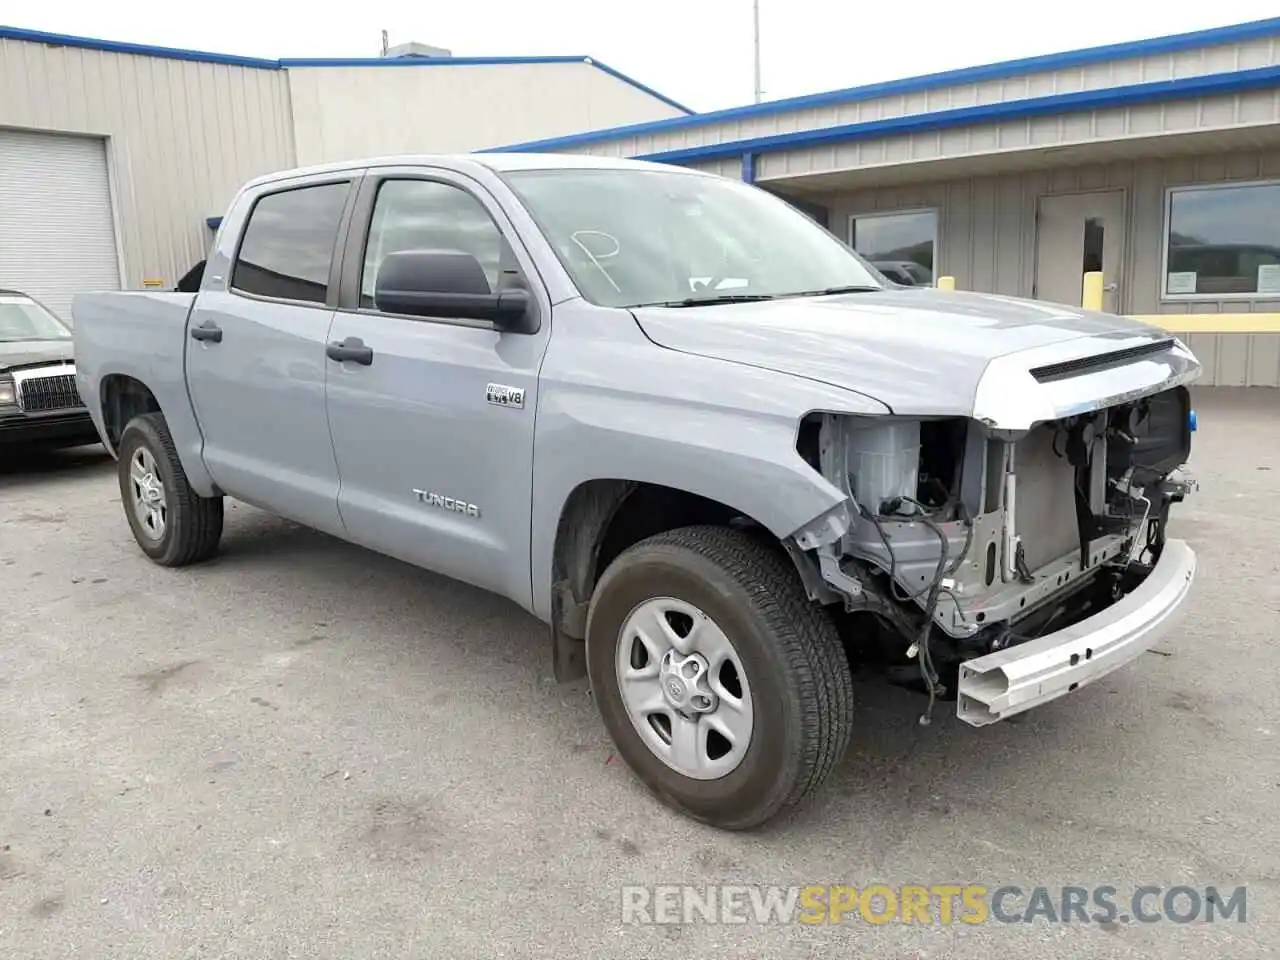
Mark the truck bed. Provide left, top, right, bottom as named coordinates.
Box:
left=72, top=292, right=212, bottom=493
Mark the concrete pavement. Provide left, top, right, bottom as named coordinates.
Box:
left=1, top=387, right=1277, bottom=958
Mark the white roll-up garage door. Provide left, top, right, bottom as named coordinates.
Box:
left=0, top=129, right=121, bottom=323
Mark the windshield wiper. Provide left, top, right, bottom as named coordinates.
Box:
left=629, top=285, right=882, bottom=308
left=779, top=285, right=883, bottom=298
left=637, top=294, right=779, bottom=308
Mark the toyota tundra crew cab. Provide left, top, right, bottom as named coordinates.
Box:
left=72, top=154, right=1200, bottom=830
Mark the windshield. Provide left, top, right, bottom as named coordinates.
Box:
left=0, top=295, right=71, bottom=342
left=502, top=168, right=883, bottom=308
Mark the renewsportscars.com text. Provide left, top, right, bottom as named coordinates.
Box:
left=620, top=884, right=1247, bottom=926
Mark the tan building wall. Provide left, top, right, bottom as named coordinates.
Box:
left=0, top=36, right=295, bottom=288
left=0, top=31, right=691, bottom=292
left=287, top=61, right=688, bottom=165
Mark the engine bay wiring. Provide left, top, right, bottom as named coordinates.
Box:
left=861, top=492, right=975, bottom=726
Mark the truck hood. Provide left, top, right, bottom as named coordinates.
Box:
left=0, top=339, right=75, bottom=372
left=630, top=288, right=1199, bottom=429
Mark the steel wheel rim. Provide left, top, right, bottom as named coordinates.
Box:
left=615, top=596, right=754, bottom=781
left=129, top=446, right=168, bottom=541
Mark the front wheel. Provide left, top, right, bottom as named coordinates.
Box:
left=117, top=413, right=224, bottom=566
left=586, top=526, right=855, bottom=830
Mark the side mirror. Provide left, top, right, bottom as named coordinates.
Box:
left=373, top=249, right=539, bottom=334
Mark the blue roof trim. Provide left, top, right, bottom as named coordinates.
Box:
left=0, top=25, right=280, bottom=68
left=0, top=26, right=694, bottom=113
left=582, top=58, right=695, bottom=115
left=482, top=15, right=1280, bottom=153
left=628, top=64, right=1280, bottom=166
left=277, top=55, right=586, bottom=68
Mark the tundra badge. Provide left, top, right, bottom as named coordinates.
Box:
left=486, top=383, right=525, bottom=409
left=412, top=489, right=480, bottom=518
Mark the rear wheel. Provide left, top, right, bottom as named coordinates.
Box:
left=117, top=413, right=223, bottom=566
left=586, top=526, right=854, bottom=829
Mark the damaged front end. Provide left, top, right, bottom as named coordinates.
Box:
left=789, top=336, right=1200, bottom=726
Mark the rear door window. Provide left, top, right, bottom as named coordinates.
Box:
left=231, top=182, right=350, bottom=304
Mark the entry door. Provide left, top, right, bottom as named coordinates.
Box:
left=1034, top=191, right=1126, bottom=312
left=185, top=178, right=354, bottom=537
left=324, top=171, right=550, bottom=609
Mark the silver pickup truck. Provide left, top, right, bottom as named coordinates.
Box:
left=73, top=153, right=1200, bottom=829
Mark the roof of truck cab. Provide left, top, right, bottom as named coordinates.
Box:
left=469, top=153, right=694, bottom=173
left=241, top=152, right=708, bottom=189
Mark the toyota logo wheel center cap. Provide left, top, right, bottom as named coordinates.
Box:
left=658, top=650, right=717, bottom=715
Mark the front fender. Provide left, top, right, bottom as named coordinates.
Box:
left=528, top=309, right=887, bottom=621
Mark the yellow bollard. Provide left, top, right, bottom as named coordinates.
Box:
left=1081, top=271, right=1105, bottom=312
left=936, top=275, right=955, bottom=291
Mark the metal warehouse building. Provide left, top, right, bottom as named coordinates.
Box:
left=491, top=16, right=1280, bottom=386
left=6, top=19, right=1280, bottom=387
left=0, top=26, right=689, bottom=318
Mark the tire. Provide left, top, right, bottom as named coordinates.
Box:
left=585, top=525, right=855, bottom=830
left=117, top=412, right=223, bottom=566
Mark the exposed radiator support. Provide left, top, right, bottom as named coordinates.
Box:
left=1003, top=469, right=1019, bottom=583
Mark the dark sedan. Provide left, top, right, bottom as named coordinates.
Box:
left=0, top=290, right=101, bottom=448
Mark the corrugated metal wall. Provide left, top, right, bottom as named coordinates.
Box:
left=826, top=149, right=1280, bottom=386
left=688, top=158, right=744, bottom=179
left=287, top=63, right=687, bottom=164
left=0, top=39, right=295, bottom=289
left=756, top=90, right=1280, bottom=181
left=0, top=41, right=690, bottom=285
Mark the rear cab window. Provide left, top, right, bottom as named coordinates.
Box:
left=231, top=182, right=350, bottom=304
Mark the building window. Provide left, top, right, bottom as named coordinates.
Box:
left=849, top=209, right=937, bottom=286
left=231, top=181, right=350, bottom=304
left=1164, top=180, right=1280, bottom=299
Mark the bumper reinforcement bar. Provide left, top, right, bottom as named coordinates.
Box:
left=956, top=539, right=1196, bottom=726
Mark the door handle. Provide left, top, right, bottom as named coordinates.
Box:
left=326, top=337, right=374, bottom=366
left=190, top=320, right=223, bottom=343
left=1103, top=282, right=1118, bottom=293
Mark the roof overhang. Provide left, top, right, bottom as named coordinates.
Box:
left=765, top=123, right=1280, bottom=195
left=632, top=65, right=1280, bottom=168
left=483, top=16, right=1280, bottom=155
